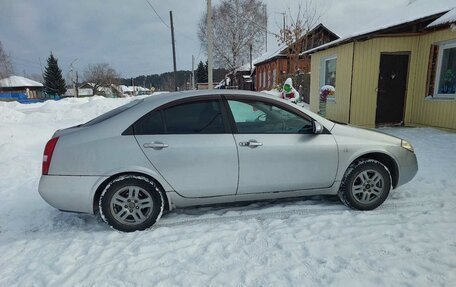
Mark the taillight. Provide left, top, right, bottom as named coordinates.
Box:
left=42, top=137, right=59, bottom=175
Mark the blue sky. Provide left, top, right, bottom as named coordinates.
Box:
left=0, top=0, right=405, bottom=79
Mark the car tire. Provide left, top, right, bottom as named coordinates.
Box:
left=99, top=175, right=164, bottom=232
left=338, top=159, right=391, bottom=210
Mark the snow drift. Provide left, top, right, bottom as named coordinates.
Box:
left=0, top=96, right=455, bottom=286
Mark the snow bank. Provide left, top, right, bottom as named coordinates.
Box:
left=0, top=97, right=455, bottom=286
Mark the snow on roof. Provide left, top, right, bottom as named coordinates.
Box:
left=134, top=86, right=149, bottom=92
left=119, top=85, right=134, bottom=92
left=254, top=44, right=288, bottom=65
left=305, top=0, right=456, bottom=54
left=254, top=23, right=339, bottom=64
left=235, top=62, right=254, bottom=73
left=65, top=88, right=93, bottom=97
left=0, top=75, right=43, bottom=88
left=428, top=7, right=456, bottom=27
left=233, top=44, right=287, bottom=74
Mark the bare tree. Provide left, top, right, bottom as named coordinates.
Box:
left=198, top=0, right=267, bottom=74
left=28, top=73, right=43, bottom=83
left=0, top=41, right=14, bottom=80
left=83, top=63, right=120, bottom=96
left=276, top=1, right=320, bottom=75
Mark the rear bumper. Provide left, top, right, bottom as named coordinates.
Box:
left=38, top=175, right=107, bottom=214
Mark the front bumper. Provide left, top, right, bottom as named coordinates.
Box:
left=38, top=175, right=108, bottom=214
left=396, top=149, right=418, bottom=187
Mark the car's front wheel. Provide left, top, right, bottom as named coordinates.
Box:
left=99, top=175, right=164, bottom=232
left=338, top=159, right=391, bottom=210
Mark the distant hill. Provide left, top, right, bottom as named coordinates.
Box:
left=121, top=68, right=229, bottom=91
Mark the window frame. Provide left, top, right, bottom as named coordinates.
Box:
left=129, top=95, right=232, bottom=135
left=223, top=95, right=319, bottom=135
left=320, top=55, right=337, bottom=103
left=433, top=40, right=456, bottom=100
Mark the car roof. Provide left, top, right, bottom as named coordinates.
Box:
left=141, top=89, right=276, bottom=105
left=74, top=89, right=335, bottom=139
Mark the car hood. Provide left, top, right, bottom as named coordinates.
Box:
left=331, top=123, right=402, bottom=145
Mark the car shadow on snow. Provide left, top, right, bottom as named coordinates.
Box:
left=38, top=195, right=343, bottom=233
left=156, top=195, right=345, bottom=227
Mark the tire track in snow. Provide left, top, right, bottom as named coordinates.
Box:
left=155, top=199, right=451, bottom=228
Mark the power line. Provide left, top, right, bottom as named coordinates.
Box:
left=226, top=5, right=279, bottom=38
left=144, top=0, right=170, bottom=28
left=10, top=56, right=41, bottom=65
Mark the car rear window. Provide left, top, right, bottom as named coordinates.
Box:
left=81, top=99, right=143, bottom=127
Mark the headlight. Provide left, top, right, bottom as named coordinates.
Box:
left=401, top=139, right=414, bottom=153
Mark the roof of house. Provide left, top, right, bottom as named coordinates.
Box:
left=65, top=88, right=93, bottom=97
left=0, top=75, right=43, bottom=88
left=119, top=85, right=134, bottom=92
left=254, top=23, right=339, bottom=66
left=428, top=7, right=456, bottom=27
left=230, top=24, right=339, bottom=75
left=305, top=0, right=456, bottom=54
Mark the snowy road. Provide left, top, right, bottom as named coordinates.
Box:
left=0, top=97, right=455, bottom=286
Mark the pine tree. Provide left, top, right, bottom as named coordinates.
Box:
left=195, top=61, right=208, bottom=84
left=43, top=52, right=66, bottom=96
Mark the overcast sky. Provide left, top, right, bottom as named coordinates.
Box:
left=0, top=0, right=407, bottom=79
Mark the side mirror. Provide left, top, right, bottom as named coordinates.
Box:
left=313, top=121, right=324, bottom=134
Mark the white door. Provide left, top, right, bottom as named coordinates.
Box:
left=135, top=99, right=238, bottom=197
left=226, top=99, right=338, bottom=195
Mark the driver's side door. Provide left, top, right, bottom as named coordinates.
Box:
left=226, top=97, right=338, bottom=195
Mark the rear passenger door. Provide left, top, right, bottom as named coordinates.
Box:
left=134, top=96, right=238, bottom=198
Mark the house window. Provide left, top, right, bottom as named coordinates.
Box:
left=262, top=70, right=266, bottom=88
left=258, top=70, right=262, bottom=89
left=320, top=56, right=337, bottom=102
left=273, top=68, right=277, bottom=86
left=433, top=40, right=456, bottom=99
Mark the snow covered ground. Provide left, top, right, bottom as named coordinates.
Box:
left=0, top=96, right=455, bottom=287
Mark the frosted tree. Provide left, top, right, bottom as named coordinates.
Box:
left=0, top=41, right=14, bottom=80
left=276, top=1, right=320, bottom=75
left=83, top=63, right=120, bottom=96
left=198, top=0, right=267, bottom=73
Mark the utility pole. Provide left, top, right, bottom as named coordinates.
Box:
left=69, top=58, right=78, bottom=98
left=169, top=10, right=178, bottom=91
left=207, top=0, right=213, bottom=89
left=249, top=44, right=253, bottom=72
left=75, top=71, right=79, bottom=97
left=277, top=12, right=286, bottom=41
left=192, top=55, right=195, bottom=90
left=263, top=4, right=267, bottom=52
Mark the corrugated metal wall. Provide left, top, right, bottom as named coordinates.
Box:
left=351, top=36, right=419, bottom=127
left=409, top=29, right=456, bottom=130
left=310, top=43, right=354, bottom=123
left=310, top=28, right=456, bottom=130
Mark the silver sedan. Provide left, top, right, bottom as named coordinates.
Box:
left=39, top=90, right=418, bottom=232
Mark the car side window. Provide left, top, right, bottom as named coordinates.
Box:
left=135, top=100, right=225, bottom=134
left=227, top=100, right=313, bottom=134
left=134, top=110, right=164, bottom=135
left=163, top=100, right=225, bottom=134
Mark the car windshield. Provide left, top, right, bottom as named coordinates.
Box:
left=80, top=99, right=143, bottom=127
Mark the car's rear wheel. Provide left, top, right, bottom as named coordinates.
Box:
left=99, top=175, right=164, bottom=232
left=338, top=159, right=391, bottom=210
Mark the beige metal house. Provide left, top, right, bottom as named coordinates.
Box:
left=308, top=1, right=456, bottom=130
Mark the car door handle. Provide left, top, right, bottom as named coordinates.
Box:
left=143, top=142, right=169, bottom=149
left=239, top=140, right=263, bottom=148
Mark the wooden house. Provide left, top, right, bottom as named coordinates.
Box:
left=0, top=75, right=43, bottom=101
left=254, top=23, right=339, bottom=96
left=308, top=1, right=456, bottom=130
